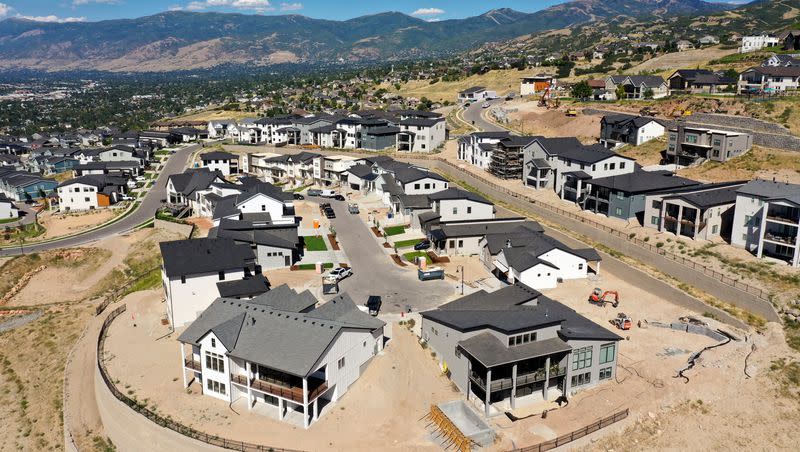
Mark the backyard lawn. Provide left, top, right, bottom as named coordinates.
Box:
left=393, top=238, right=423, bottom=248
left=295, top=262, right=334, bottom=270
left=303, top=235, right=328, bottom=251
left=403, top=251, right=432, bottom=265
left=383, top=225, right=406, bottom=236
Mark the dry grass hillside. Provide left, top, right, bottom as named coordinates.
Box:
left=171, top=109, right=257, bottom=122
left=626, top=46, right=739, bottom=78
left=388, top=69, right=545, bottom=103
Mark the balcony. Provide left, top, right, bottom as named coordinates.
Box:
left=766, top=211, right=800, bottom=225
left=469, top=365, right=566, bottom=392
left=764, top=232, right=798, bottom=245
left=230, top=373, right=328, bottom=403
left=184, top=357, right=201, bottom=372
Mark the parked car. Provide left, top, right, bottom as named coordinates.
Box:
left=333, top=194, right=345, bottom=201
left=348, top=203, right=359, bottom=214
left=134, top=176, right=146, bottom=182
left=319, top=202, right=331, bottom=212
left=365, top=295, right=382, bottom=316
left=413, top=239, right=431, bottom=251
left=307, top=189, right=322, bottom=196
left=120, top=195, right=134, bottom=201
left=293, top=193, right=305, bottom=200
left=325, top=210, right=336, bottom=219
left=482, top=102, right=491, bottom=108
left=320, top=189, right=337, bottom=198
left=327, top=267, right=352, bottom=281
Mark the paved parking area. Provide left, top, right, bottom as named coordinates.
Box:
left=313, top=196, right=457, bottom=314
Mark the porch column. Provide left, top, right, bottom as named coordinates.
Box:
left=484, top=368, right=492, bottom=417
left=575, top=179, right=582, bottom=205
left=466, top=358, right=472, bottom=401
left=543, top=356, right=551, bottom=401
left=793, top=224, right=800, bottom=267
left=302, top=377, right=309, bottom=429
left=757, top=203, right=769, bottom=257
left=659, top=202, right=666, bottom=231
left=510, top=364, right=517, bottom=410
left=676, top=205, right=684, bottom=237
left=246, top=362, right=252, bottom=411
left=693, top=208, right=701, bottom=239
left=313, top=397, right=319, bottom=421
left=179, top=343, right=187, bottom=388
left=595, top=261, right=601, bottom=276
left=278, top=398, right=285, bottom=421
left=560, top=177, right=566, bottom=200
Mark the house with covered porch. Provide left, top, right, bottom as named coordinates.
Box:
left=421, top=284, right=621, bottom=417
left=178, top=291, right=385, bottom=428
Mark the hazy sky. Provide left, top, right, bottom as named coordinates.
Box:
left=0, top=1, right=573, bottom=23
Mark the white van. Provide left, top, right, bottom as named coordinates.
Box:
left=320, top=189, right=336, bottom=198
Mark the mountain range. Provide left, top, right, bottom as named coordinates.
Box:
left=0, top=0, right=742, bottom=73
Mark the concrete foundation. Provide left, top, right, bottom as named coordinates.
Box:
left=438, top=400, right=495, bottom=447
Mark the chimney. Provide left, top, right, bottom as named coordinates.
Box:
left=506, top=239, right=512, bottom=248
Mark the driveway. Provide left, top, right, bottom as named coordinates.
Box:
left=316, top=197, right=455, bottom=314
left=0, top=144, right=200, bottom=257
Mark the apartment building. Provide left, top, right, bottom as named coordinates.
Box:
left=489, top=136, right=538, bottom=180
left=740, top=34, right=779, bottom=53
left=421, top=284, right=621, bottom=417
left=731, top=179, right=800, bottom=267
left=666, top=126, right=752, bottom=166
left=178, top=290, right=385, bottom=428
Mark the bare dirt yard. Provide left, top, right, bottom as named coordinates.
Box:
left=503, top=100, right=601, bottom=142
left=36, top=208, right=120, bottom=240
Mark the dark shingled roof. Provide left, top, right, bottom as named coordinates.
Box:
left=427, top=188, right=491, bottom=205
left=602, top=114, right=665, bottom=129
left=159, top=237, right=255, bottom=277
left=216, top=274, right=271, bottom=298
left=459, top=333, right=572, bottom=368
left=210, top=218, right=298, bottom=249
left=421, top=284, right=622, bottom=342
left=662, top=183, right=745, bottom=209
left=499, top=233, right=601, bottom=271
left=168, top=168, right=225, bottom=197
left=589, top=170, right=700, bottom=194
left=200, top=151, right=237, bottom=161
left=177, top=289, right=384, bottom=377
left=737, top=179, right=800, bottom=205
left=432, top=218, right=538, bottom=240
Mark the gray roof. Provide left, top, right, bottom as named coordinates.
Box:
left=737, top=179, right=800, bottom=205
left=602, top=114, right=665, bottom=129
left=460, top=86, right=486, bottom=94
left=210, top=218, right=298, bottom=249
left=178, top=289, right=384, bottom=377
left=421, top=284, right=622, bottom=342
left=662, top=182, right=746, bottom=209
left=57, top=174, right=127, bottom=190
left=216, top=274, right=271, bottom=298
left=499, top=233, right=601, bottom=271
left=589, top=170, right=700, bottom=194
left=459, top=333, right=572, bottom=368
left=556, top=143, right=630, bottom=164
left=159, top=237, right=255, bottom=277
left=433, top=218, right=540, bottom=240
left=396, top=194, right=432, bottom=209
left=483, top=222, right=548, bottom=255
left=169, top=168, right=225, bottom=197
left=200, top=151, right=237, bottom=161
left=347, top=164, right=376, bottom=179
left=427, top=188, right=491, bottom=205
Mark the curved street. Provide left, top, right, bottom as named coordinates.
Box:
left=0, top=144, right=200, bottom=257
left=461, top=98, right=506, bottom=133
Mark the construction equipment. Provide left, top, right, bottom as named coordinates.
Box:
left=639, top=106, right=656, bottom=116
left=672, top=109, right=692, bottom=117
left=566, top=109, right=578, bottom=117
left=538, top=85, right=551, bottom=107
left=612, top=313, right=632, bottom=330
left=588, top=288, right=620, bottom=308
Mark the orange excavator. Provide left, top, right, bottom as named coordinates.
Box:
left=588, top=288, right=620, bottom=308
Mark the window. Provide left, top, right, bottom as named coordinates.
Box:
left=218, top=270, right=225, bottom=281
left=600, top=343, right=616, bottom=364
left=599, top=367, right=613, bottom=380
left=467, top=206, right=472, bottom=214
left=712, top=139, right=721, bottom=147
left=211, top=338, right=216, bottom=348
left=652, top=200, right=662, bottom=209
left=572, top=346, right=593, bottom=370
left=507, top=332, right=536, bottom=347
left=206, top=379, right=226, bottom=395
left=742, top=233, right=747, bottom=241
left=609, top=163, right=616, bottom=170
left=578, top=263, right=584, bottom=270
left=458, top=240, right=463, bottom=247
left=180, top=275, right=186, bottom=284
left=205, top=351, right=224, bottom=372
left=651, top=216, right=659, bottom=225
left=571, top=372, right=591, bottom=387
left=620, top=162, right=626, bottom=169
left=712, top=225, right=718, bottom=234
left=338, top=357, right=346, bottom=369
left=414, top=183, right=420, bottom=190
left=449, top=240, right=455, bottom=248
left=685, top=134, right=698, bottom=144
left=452, top=207, right=458, bottom=215
left=615, top=207, right=623, bottom=216
left=424, top=183, right=430, bottom=189
left=261, top=205, right=266, bottom=211
left=616, top=191, right=624, bottom=200
left=603, top=163, right=608, bottom=171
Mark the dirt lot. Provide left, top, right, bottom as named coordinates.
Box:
left=390, top=69, right=538, bottom=103
left=100, top=254, right=800, bottom=451
left=503, top=100, right=600, bottom=142
left=627, top=46, right=739, bottom=78
left=37, top=209, right=120, bottom=240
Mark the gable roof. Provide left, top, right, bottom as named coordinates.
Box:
left=602, top=114, right=665, bottom=129
left=200, top=151, right=237, bottom=161
left=427, top=188, right=491, bottom=205
left=216, top=274, right=271, bottom=299
left=168, top=168, right=225, bottom=197
left=159, top=237, right=255, bottom=277
left=589, top=170, right=700, bottom=194
left=737, top=179, right=800, bottom=205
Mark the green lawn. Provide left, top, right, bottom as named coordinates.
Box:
left=383, top=225, right=406, bottom=236
left=0, top=217, right=18, bottom=225
left=303, top=236, right=328, bottom=251
left=403, top=251, right=432, bottom=265
left=393, top=238, right=423, bottom=249
left=296, top=262, right=334, bottom=270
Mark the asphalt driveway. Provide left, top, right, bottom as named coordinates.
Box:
left=315, top=197, right=456, bottom=314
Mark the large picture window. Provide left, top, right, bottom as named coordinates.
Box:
left=600, top=343, right=616, bottom=364
left=572, top=346, right=593, bottom=370
left=205, top=351, right=225, bottom=372
left=206, top=379, right=226, bottom=395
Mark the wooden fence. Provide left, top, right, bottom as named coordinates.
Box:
left=404, top=156, right=773, bottom=302
left=97, top=304, right=305, bottom=452
left=509, top=408, right=629, bottom=452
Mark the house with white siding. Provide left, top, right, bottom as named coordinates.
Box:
left=397, top=117, right=447, bottom=153
left=178, top=290, right=385, bottom=428
left=738, top=66, right=800, bottom=93
left=200, top=178, right=296, bottom=227
left=421, top=284, right=621, bottom=417
left=166, top=168, right=227, bottom=211
left=0, top=193, right=19, bottom=220
left=56, top=175, right=128, bottom=211
left=731, top=179, right=800, bottom=267
left=209, top=218, right=300, bottom=269
left=200, top=151, right=240, bottom=176
left=457, top=132, right=514, bottom=170
left=160, top=237, right=259, bottom=327
left=599, top=114, right=666, bottom=148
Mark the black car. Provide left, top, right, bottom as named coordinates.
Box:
left=333, top=194, right=345, bottom=201
left=413, top=239, right=432, bottom=251
left=319, top=202, right=331, bottom=212
left=293, top=193, right=305, bottom=200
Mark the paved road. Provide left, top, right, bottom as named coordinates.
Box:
left=461, top=99, right=506, bottom=133
left=317, top=197, right=456, bottom=314
left=0, top=144, right=200, bottom=257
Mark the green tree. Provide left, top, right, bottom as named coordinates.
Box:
left=571, top=81, right=592, bottom=100
left=615, top=85, right=626, bottom=100
left=643, top=88, right=654, bottom=99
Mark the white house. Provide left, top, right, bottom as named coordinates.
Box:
left=177, top=289, right=385, bottom=428
left=200, top=151, right=240, bottom=176
left=211, top=218, right=300, bottom=269
left=457, top=131, right=513, bottom=170
left=731, top=179, right=800, bottom=267
left=159, top=237, right=258, bottom=327
left=599, top=114, right=666, bottom=148
left=494, top=233, right=601, bottom=289
left=520, top=75, right=554, bottom=96
left=0, top=194, right=19, bottom=220
left=738, top=66, right=800, bottom=93
left=56, top=175, right=127, bottom=211
left=396, top=117, right=446, bottom=153
left=428, top=188, right=495, bottom=223
left=458, top=86, right=490, bottom=103
left=740, top=35, right=779, bottom=53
